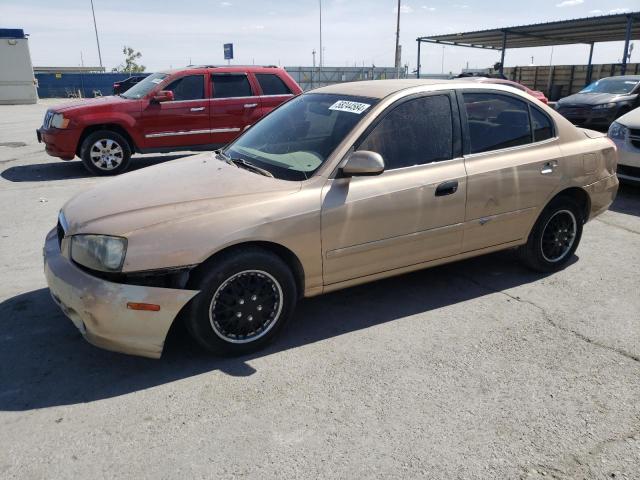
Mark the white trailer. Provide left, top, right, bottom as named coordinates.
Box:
left=0, top=29, right=37, bottom=105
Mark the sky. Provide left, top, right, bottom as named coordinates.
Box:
left=2, top=0, right=638, bottom=74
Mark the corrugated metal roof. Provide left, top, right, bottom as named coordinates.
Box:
left=418, top=12, right=640, bottom=49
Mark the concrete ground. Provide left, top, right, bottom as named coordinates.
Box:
left=0, top=99, right=639, bottom=480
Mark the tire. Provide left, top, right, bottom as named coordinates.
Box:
left=184, top=248, right=298, bottom=356
left=517, top=196, right=584, bottom=273
left=80, top=130, right=131, bottom=176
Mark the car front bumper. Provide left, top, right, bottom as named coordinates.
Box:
left=611, top=136, right=640, bottom=182
left=557, top=108, right=617, bottom=128
left=43, top=228, right=199, bottom=359
left=36, top=127, right=80, bottom=160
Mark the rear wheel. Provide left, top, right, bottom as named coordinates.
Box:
left=184, top=249, right=297, bottom=356
left=80, top=130, right=131, bottom=175
left=517, top=196, right=584, bottom=272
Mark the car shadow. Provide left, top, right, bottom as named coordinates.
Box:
left=0, top=154, right=197, bottom=182
left=0, top=250, right=568, bottom=411
left=609, top=183, right=640, bottom=216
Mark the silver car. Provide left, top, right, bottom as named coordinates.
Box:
left=609, top=107, right=640, bottom=183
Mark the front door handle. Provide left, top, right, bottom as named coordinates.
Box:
left=541, top=160, right=558, bottom=175
left=435, top=180, right=458, bottom=197
left=190, top=107, right=205, bottom=112
left=244, top=103, right=258, bottom=109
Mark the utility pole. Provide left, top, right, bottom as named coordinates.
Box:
left=312, top=49, right=316, bottom=88
left=394, top=0, right=401, bottom=78
left=441, top=45, right=445, bottom=74
left=90, top=0, right=103, bottom=69
left=319, top=0, right=323, bottom=70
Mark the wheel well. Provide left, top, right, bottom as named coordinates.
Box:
left=550, top=187, right=591, bottom=223
left=191, top=241, right=306, bottom=298
left=76, top=124, right=137, bottom=156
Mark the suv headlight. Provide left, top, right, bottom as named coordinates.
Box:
left=50, top=113, right=70, bottom=129
left=593, top=102, right=616, bottom=110
left=70, top=235, right=127, bottom=272
left=608, top=121, right=628, bottom=140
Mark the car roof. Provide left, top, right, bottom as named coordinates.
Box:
left=158, top=65, right=285, bottom=75
left=310, top=78, right=530, bottom=99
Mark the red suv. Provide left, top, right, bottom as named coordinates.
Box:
left=37, top=66, right=302, bottom=175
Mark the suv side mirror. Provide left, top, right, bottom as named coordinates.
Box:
left=340, top=150, right=385, bottom=177
left=152, top=90, right=174, bottom=103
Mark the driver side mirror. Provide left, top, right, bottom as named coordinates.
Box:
left=152, top=90, right=174, bottom=103
left=340, top=150, right=385, bottom=177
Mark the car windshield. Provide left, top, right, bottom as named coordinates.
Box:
left=223, top=93, right=378, bottom=181
left=120, top=73, right=169, bottom=99
left=579, top=78, right=640, bottom=95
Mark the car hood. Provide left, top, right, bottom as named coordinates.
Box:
left=62, top=153, right=302, bottom=236
left=557, top=92, right=636, bottom=106
left=616, top=107, right=640, bottom=128
left=52, top=95, right=133, bottom=113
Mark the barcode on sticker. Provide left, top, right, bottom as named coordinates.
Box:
left=329, top=100, right=371, bottom=114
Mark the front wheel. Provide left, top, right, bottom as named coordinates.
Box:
left=184, top=249, right=298, bottom=356
left=517, top=196, right=584, bottom=272
left=80, top=130, right=131, bottom=175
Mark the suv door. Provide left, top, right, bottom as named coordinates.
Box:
left=321, top=92, right=467, bottom=285
left=459, top=90, right=562, bottom=251
left=210, top=73, right=263, bottom=146
left=140, top=74, right=210, bottom=149
left=254, top=72, right=295, bottom=115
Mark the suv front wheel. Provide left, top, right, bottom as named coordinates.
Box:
left=80, top=130, right=132, bottom=176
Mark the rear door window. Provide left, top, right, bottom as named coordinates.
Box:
left=164, top=75, right=204, bottom=101
left=256, top=74, right=292, bottom=95
left=462, top=92, right=532, bottom=154
left=212, top=74, right=254, bottom=98
left=358, top=94, right=454, bottom=169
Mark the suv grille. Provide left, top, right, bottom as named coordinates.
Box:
left=43, top=111, right=53, bottom=129
left=629, top=129, right=640, bottom=149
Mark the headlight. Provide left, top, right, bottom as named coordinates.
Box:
left=70, top=235, right=127, bottom=272
left=50, top=113, right=70, bottom=129
left=592, top=103, right=616, bottom=110
left=608, top=121, right=628, bottom=140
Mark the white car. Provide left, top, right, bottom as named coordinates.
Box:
left=609, top=107, right=640, bottom=183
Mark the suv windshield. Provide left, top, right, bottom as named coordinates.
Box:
left=224, top=93, right=378, bottom=181
left=120, top=73, right=169, bottom=99
left=580, top=78, right=640, bottom=95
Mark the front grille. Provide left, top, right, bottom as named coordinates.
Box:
left=56, top=220, right=65, bottom=249
left=617, top=164, right=640, bottom=179
left=559, top=106, right=588, bottom=116
left=43, top=111, right=53, bottom=129
left=629, top=129, right=640, bottom=149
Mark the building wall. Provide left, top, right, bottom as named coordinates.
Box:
left=35, top=72, right=149, bottom=98
left=284, top=66, right=404, bottom=91
left=504, top=63, right=640, bottom=100
left=0, top=33, right=37, bottom=105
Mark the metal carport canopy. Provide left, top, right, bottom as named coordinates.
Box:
left=416, top=12, right=640, bottom=76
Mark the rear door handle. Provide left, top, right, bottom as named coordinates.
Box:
left=244, top=103, right=258, bottom=108
left=190, top=107, right=205, bottom=112
left=435, top=180, right=458, bottom=197
left=541, top=160, right=558, bottom=174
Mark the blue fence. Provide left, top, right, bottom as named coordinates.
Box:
left=35, top=72, right=151, bottom=98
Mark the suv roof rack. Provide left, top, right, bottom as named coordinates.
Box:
left=185, top=64, right=280, bottom=69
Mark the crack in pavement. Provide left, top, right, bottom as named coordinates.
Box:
left=458, top=273, right=640, bottom=365
left=595, top=217, right=640, bottom=236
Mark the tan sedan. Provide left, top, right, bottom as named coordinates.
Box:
left=44, top=79, right=619, bottom=358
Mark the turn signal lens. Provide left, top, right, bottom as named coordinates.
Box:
left=126, top=302, right=161, bottom=312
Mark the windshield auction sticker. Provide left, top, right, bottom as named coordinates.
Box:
left=329, top=100, right=371, bottom=114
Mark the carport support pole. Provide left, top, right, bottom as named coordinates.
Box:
left=417, top=39, right=421, bottom=78
left=621, top=15, right=633, bottom=75
left=586, top=42, right=594, bottom=86
left=499, top=31, right=507, bottom=76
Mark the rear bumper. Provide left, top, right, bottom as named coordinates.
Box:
left=37, top=127, right=80, bottom=160
left=43, top=229, right=198, bottom=359
left=584, top=174, right=619, bottom=220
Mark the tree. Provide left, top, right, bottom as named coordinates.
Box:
left=112, top=46, right=145, bottom=73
